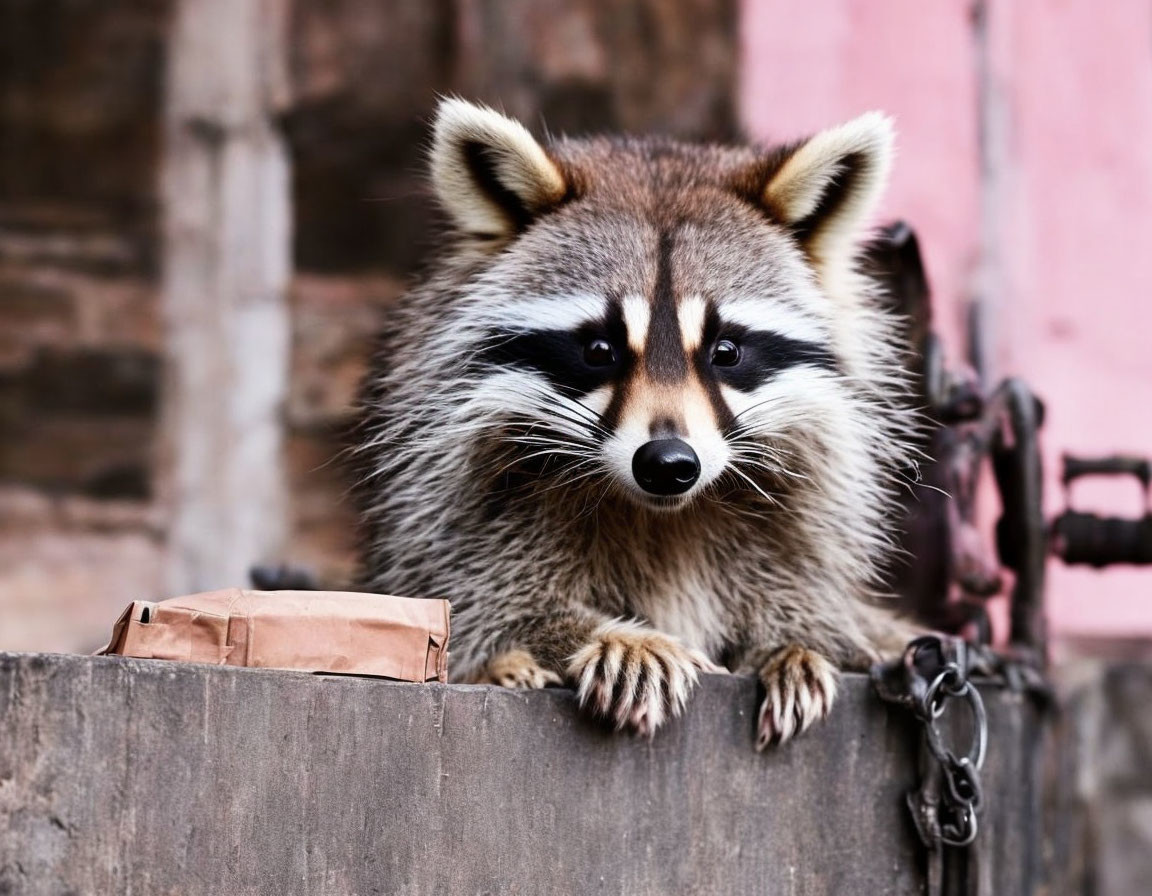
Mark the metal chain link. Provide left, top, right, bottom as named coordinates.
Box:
left=921, top=661, right=987, bottom=847
left=872, top=636, right=989, bottom=850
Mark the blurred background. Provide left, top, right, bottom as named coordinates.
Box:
left=1, top=1, right=1151, bottom=890
left=7, top=0, right=1151, bottom=652
left=1, top=7, right=1150, bottom=632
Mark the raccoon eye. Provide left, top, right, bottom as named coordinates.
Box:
left=711, top=339, right=741, bottom=367
left=583, top=338, right=617, bottom=367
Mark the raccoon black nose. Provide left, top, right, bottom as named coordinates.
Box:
left=632, top=439, right=700, bottom=496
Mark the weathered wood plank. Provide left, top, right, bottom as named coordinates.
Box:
left=0, top=652, right=1046, bottom=895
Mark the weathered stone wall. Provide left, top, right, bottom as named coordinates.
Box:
left=0, top=0, right=738, bottom=651
left=281, top=0, right=739, bottom=588
left=0, top=0, right=171, bottom=651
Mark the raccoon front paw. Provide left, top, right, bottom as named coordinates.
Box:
left=568, top=620, right=720, bottom=737
left=472, top=649, right=562, bottom=689
left=755, top=645, right=839, bottom=750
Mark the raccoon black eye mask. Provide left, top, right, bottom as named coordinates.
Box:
left=482, top=311, right=838, bottom=400
left=695, top=307, right=839, bottom=392
left=480, top=304, right=633, bottom=396
left=355, top=98, right=921, bottom=747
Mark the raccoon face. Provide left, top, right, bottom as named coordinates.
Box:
left=431, top=99, right=893, bottom=511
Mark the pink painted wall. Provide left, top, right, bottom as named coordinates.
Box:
left=986, top=0, right=1152, bottom=637
left=742, top=0, right=981, bottom=357
left=741, top=0, right=1152, bottom=639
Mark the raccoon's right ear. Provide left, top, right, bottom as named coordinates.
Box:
left=430, top=98, right=570, bottom=242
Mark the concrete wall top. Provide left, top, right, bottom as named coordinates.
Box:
left=1, top=652, right=1046, bottom=895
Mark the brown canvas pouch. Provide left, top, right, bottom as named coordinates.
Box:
left=96, top=589, right=450, bottom=682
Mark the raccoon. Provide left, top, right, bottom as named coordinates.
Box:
left=355, top=98, right=920, bottom=748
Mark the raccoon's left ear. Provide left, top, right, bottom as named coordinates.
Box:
left=430, top=98, right=570, bottom=242
left=758, top=112, right=894, bottom=281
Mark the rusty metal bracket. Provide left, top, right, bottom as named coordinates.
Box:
left=868, top=223, right=1050, bottom=662
left=1052, top=453, right=1152, bottom=566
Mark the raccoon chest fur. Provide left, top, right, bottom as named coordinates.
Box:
left=584, top=514, right=739, bottom=659
left=628, top=572, right=729, bottom=657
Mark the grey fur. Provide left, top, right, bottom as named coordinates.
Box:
left=353, top=101, right=921, bottom=745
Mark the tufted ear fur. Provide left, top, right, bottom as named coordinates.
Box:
left=760, top=112, right=894, bottom=286
left=430, top=98, right=569, bottom=242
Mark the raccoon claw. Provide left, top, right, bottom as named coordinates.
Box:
left=755, top=645, right=838, bottom=750
left=473, top=649, right=563, bottom=689
left=568, top=620, right=715, bottom=737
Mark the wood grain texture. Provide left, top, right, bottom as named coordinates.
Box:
left=0, top=652, right=1045, bottom=895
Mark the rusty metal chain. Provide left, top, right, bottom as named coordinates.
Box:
left=873, top=635, right=990, bottom=893
left=920, top=659, right=987, bottom=847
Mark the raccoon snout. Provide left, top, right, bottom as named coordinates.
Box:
left=631, top=439, right=700, bottom=496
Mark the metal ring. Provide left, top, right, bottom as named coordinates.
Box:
left=942, top=756, right=984, bottom=813
left=941, top=805, right=980, bottom=848
left=924, top=677, right=988, bottom=770
left=922, top=663, right=963, bottom=720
